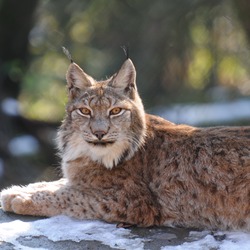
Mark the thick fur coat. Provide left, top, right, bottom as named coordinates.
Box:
left=1, top=58, right=250, bottom=230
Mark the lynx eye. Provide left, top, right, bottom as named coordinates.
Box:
left=110, top=107, right=122, bottom=116
left=78, top=107, right=91, bottom=116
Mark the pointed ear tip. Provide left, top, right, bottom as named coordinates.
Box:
left=126, top=59, right=136, bottom=72
left=68, top=62, right=82, bottom=71
left=67, top=62, right=75, bottom=68
left=70, top=62, right=78, bottom=67
left=124, top=58, right=135, bottom=67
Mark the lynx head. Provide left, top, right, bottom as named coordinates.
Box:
left=57, top=58, right=146, bottom=169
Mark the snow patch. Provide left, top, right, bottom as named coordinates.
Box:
left=162, top=230, right=250, bottom=250
left=0, top=216, right=144, bottom=250
left=155, top=99, right=250, bottom=125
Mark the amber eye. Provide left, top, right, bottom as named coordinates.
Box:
left=110, top=107, right=122, bottom=116
left=78, top=108, right=91, bottom=116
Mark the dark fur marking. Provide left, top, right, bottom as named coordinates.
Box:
left=116, top=210, right=127, bottom=220
left=192, top=193, right=198, bottom=199
left=101, top=204, right=111, bottom=213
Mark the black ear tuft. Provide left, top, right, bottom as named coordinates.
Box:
left=62, top=46, right=74, bottom=63
left=121, top=45, right=130, bottom=60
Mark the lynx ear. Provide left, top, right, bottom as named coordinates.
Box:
left=66, top=63, right=94, bottom=98
left=109, top=59, right=137, bottom=90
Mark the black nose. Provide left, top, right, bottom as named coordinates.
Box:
left=94, top=131, right=106, bottom=140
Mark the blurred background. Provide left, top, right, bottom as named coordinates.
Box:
left=1, top=0, right=250, bottom=189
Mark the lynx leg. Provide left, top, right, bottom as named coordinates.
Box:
left=1, top=179, right=67, bottom=216
left=1, top=179, right=161, bottom=227
left=0, top=179, right=99, bottom=218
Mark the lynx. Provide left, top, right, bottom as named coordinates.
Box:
left=1, top=57, right=250, bottom=231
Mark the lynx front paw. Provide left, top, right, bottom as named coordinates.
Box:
left=1, top=180, right=68, bottom=217
left=1, top=187, right=36, bottom=215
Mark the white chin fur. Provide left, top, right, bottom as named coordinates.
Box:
left=62, top=134, right=130, bottom=169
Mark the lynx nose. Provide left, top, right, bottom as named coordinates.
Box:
left=94, top=131, right=107, bottom=140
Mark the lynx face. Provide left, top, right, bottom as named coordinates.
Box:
left=57, top=59, right=146, bottom=169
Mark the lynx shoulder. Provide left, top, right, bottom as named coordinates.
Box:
left=1, top=57, right=250, bottom=231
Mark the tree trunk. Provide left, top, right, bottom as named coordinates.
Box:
left=0, top=0, right=40, bottom=188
